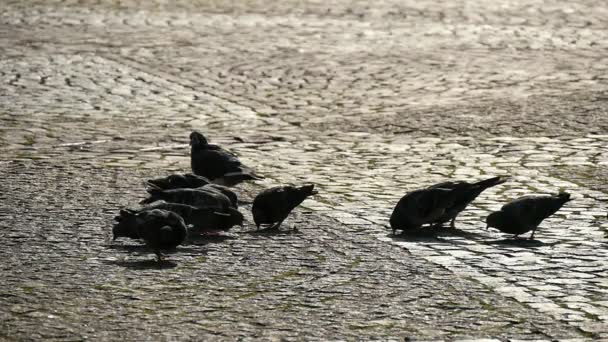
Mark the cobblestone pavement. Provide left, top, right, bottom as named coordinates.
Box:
left=1, top=0, right=608, bottom=340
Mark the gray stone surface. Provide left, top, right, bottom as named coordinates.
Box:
left=1, top=0, right=608, bottom=340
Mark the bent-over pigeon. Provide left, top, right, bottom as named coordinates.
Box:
left=113, top=209, right=187, bottom=262
left=390, top=187, right=461, bottom=234
left=486, top=192, right=572, bottom=239
left=252, top=184, right=317, bottom=230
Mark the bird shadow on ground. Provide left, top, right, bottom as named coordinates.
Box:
left=186, top=234, right=237, bottom=245
left=244, top=227, right=302, bottom=237
left=389, top=225, right=486, bottom=242
left=105, top=259, right=179, bottom=270
left=481, top=238, right=558, bottom=248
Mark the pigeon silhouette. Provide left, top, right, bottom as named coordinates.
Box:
left=140, top=187, right=232, bottom=210
left=390, top=187, right=462, bottom=234
left=428, top=176, right=508, bottom=228
left=190, top=131, right=262, bottom=186
left=113, top=209, right=187, bottom=262
left=486, top=192, right=572, bottom=239
left=146, top=173, right=210, bottom=190
left=200, top=184, right=238, bottom=208
left=116, top=203, right=243, bottom=236
left=252, top=184, right=317, bottom=230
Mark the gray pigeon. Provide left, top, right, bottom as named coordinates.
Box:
left=252, top=184, right=317, bottom=230
left=390, top=187, right=461, bottom=234
left=428, top=176, right=508, bottom=228
left=140, top=187, right=232, bottom=210
left=486, top=192, right=572, bottom=239
left=146, top=173, right=210, bottom=190
left=113, top=209, right=187, bottom=262
left=190, top=131, right=262, bottom=186
left=115, top=203, right=243, bottom=236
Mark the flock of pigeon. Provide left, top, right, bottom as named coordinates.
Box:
left=113, top=131, right=318, bottom=261
left=112, top=131, right=573, bottom=262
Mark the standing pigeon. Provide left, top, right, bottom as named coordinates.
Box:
left=190, top=131, right=262, bottom=186
left=486, top=192, right=572, bottom=239
left=140, top=187, right=232, bottom=210
left=390, top=187, right=462, bottom=234
left=113, top=209, right=187, bottom=262
left=252, top=184, right=317, bottom=230
left=146, top=173, right=210, bottom=190
left=115, top=203, right=243, bottom=236
left=428, top=176, right=508, bottom=228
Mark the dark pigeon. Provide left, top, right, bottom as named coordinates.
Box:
left=146, top=173, right=210, bottom=190
left=428, top=176, right=508, bottom=228
left=190, top=131, right=262, bottom=186
left=113, top=209, right=187, bottom=262
left=390, top=187, right=462, bottom=235
left=140, top=187, right=232, bottom=210
left=113, top=209, right=141, bottom=240
left=252, top=184, right=317, bottom=230
left=115, top=203, right=243, bottom=236
left=200, top=184, right=238, bottom=208
left=486, top=192, right=572, bottom=239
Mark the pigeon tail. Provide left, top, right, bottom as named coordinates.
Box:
left=297, top=184, right=318, bottom=197
left=557, top=192, right=572, bottom=203
left=473, top=176, right=508, bottom=190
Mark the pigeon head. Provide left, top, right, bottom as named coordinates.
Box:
left=112, top=209, right=140, bottom=240
left=112, top=221, right=137, bottom=240
left=189, top=131, right=208, bottom=147
left=226, top=208, right=245, bottom=227
left=485, top=211, right=505, bottom=230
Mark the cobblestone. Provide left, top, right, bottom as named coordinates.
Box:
left=1, top=0, right=608, bottom=340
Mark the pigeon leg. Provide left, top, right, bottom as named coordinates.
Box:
left=155, top=250, right=164, bottom=263
left=450, top=217, right=456, bottom=229
left=392, top=227, right=397, bottom=235
left=271, top=220, right=284, bottom=230
left=529, top=228, right=537, bottom=240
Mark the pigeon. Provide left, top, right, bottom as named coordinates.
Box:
left=486, top=192, right=572, bottom=239
left=428, top=176, right=508, bottom=228
left=390, top=187, right=462, bottom=234
left=115, top=203, right=243, bottom=236
left=252, top=184, right=317, bottom=230
left=146, top=173, right=210, bottom=190
left=200, top=184, right=238, bottom=208
left=140, top=187, right=232, bottom=210
left=113, top=209, right=187, bottom=262
left=190, top=131, right=262, bottom=186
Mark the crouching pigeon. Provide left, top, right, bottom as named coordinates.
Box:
left=428, top=176, right=508, bottom=228
left=140, top=187, right=232, bottom=210
left=190, top=131, right=262, bottom=186
left=114, top=203, right=243, bottom=236
left=146, top=173, right=210, bottom=190
left=486, top=192, right=572, bottom=239
left=252, top=184, right=317, bottom=230
left=113, top=209, right=187, bottom=262
left=390, top=187, right=462, bottom=234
